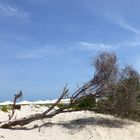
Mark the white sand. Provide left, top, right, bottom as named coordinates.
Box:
left=0, top=105, right=140, bottom=140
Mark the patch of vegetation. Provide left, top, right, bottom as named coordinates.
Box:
left=72, top=95, right=96, bottom=110
left=32, top=104, right=50, bottom=107
left=0, top=105, right=12, bottom=112
left=57, top=103, right=66, bottom=108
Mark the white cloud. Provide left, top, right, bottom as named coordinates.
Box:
left=105, top=14, right=140, bottom=36
left=78, top=41, right=113, bottom=51
left=15, top=46, right=72, bottom=60
left=117, top=20, right=140, bottom=35
left=16, top=47, right=50, bottom=59
left=78, top=39, right=140, bottom=52
left=121, top=40, right=140, bottom=47
left=0, top=3, right=29, bottom=19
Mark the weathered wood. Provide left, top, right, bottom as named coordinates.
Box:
left=0, top=52, right=118, bottom=129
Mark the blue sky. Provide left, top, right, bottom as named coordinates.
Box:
left=0, top=0, right=140, bottom=101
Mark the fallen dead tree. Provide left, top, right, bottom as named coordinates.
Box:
left=0, top=52, right=120, bottom=128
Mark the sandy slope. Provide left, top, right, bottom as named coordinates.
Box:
left=0, top=105, right=140, bottom=140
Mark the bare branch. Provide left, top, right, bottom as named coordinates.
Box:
left=9, top=91, right=23, bottom=120
left=0, top=52, right=123, bottom=128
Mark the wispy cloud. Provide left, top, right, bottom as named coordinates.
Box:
left=117, top=20, right=140, bottom=35
left=78, top=39, right=140, bottom=53
left=16, top=46, right=50, bottom=59
left=15, top=46, right=73, bottom=60
left=0, top=3, right=29, bottom=19
left=121, top=40, right=140, bottom=47
left=78, top=41, right=113, bottom=51
left=105, top=14, right=140, bottom=36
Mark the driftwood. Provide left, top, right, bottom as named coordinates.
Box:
left=8, top=91, right=23, bottom=120
left=0, top=85, right=70, bottom=128
left=0, top=52, right=118, bottom=128
left=0, top=78, right=101, bottom=129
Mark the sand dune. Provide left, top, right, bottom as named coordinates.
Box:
left=0, top=105, right=140, bottom=140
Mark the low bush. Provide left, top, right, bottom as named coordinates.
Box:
left=57, top=103, right=66, bottom=108
left=0, top=105, right=12, bottom=112
left=72, top=94, right=96, bottom=110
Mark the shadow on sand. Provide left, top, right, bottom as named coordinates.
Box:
left=8, top=116, right=131, bottom=132
left=58, top=116, right=128, bottom=130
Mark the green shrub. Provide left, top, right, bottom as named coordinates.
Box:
left=0, top=105, right=12, bottom=112
left=57, top=103, right=66, bottom=108
left=72, top=95, right=96, bottom=110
